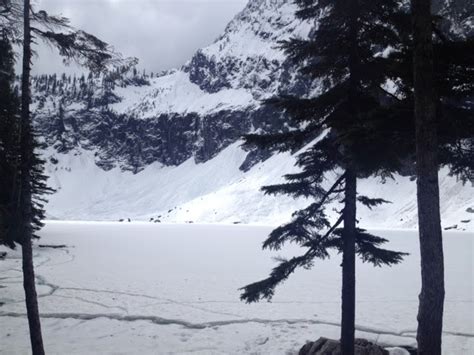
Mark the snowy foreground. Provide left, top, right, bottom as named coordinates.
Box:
left=1, top=222, right=473, bottom=354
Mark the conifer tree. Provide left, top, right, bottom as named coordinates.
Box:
left=1, top=0, right=131, bottom=353
left=380, top=5, right=474, bottom=353
left=240, top=0, right=408, bottom=353
left=0, top=31, right=20, bottom=249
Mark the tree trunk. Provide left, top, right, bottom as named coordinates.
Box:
left=412, top=1, right=445, bottom=354
left=340, top=0, right=360, bottom=351
left=341, top=169, right=357, bottom=355
left=21, top=238, right=45, bottom=355
left=20, top=0, right=45, bottom=353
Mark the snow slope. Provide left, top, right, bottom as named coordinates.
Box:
left=109, top=71, right=257, bottom=117
left=0, top=223, right=473, bottom=354
left=43, top=142, right=474, bottom=231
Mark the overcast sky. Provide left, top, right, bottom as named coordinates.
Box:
left=29, top=0, right=248, bottom=74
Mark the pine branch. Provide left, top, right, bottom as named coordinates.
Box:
left=321, top=172, right=347, bottom=202
left=31, top=28, right=135, bottom=73
left=261, top=174, right=345, bottom=251
left=240, top=249, right=316, bottom=303
left=355, top=230, right=408, bottom=266
left=262, top=181, right=322, bottom=199
left=263, top=209, right=330, bottom=251
left=243, top=130, right=310, bottom=153
left=241, top=203, right=346, bottom=304
left=303, top=212, right=345, bottom=250
left=357, top=196, right=392, bottom=210
left=30, top=9, right=70, bottom=31
left=328, top=229, right=408, bottom=266
left=356, top=242, right=408, bottom=266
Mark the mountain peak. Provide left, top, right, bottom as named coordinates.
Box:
left=184, top=0, right=312, bottom=95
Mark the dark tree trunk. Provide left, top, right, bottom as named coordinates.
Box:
left=340, top=0, right=360, bottom=352
left=21, top=237, right=45, bottom=355
left=412, top=1, right=445, bottom=354
left=340, top=170, right=357, bottom=355
left=20, top=0, right=45, bottom=353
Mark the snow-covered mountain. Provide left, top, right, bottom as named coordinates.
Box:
left=33, top=0, right=312, bottom=172
left=32, top=0, right=473, bottom=230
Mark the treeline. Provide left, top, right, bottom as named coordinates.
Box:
left=31, top=65, right=154, bottom=99
left=28, top=66, right=154, bottom=118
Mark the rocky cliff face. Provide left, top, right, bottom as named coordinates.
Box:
left=32, top=0, right=313, bottom=173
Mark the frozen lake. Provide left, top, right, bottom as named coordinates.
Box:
left=1, top=222, right=473, bottom=354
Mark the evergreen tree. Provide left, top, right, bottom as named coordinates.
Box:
left=0, top=31, right=20, bottom=249
left=381, top=5, right=474, bottom=353
left=1, top=0, right=131, bottom=353
left=240, top=0, right=408, bottom=353
left=15, top=2, right=46, bottom=352
left=386, top=9, right=474, bottom=181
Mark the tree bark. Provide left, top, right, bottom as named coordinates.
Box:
left=341, top=169, right=357, bottom=355
left=20, top=0, right=45, bottom=353
left=340, top=0, right=360, bottom=352
left=412, top=1, right=445, bottom=354
left=21, top=237, right=45, bottom=355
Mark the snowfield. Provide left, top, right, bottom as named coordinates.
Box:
left=0, top=222, right=472, bottom=354
left=43, top=142, right=474, bottom=232
left=110, top=71, right=257, bottom=117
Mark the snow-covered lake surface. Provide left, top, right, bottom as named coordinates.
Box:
left=1, top=222, right=473, bottom=354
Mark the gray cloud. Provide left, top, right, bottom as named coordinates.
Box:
left=30, top=0, right=248, bottom=74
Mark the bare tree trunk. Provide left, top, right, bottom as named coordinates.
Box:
left=340, top=0, right=360, bottom=351
left=412, top=0, right=445, bottom=354
left=340, top=170, right=357, bottom=355
left=20, top=0, right=45, bottom=353
left=21, top=237, right=45, bottom=355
